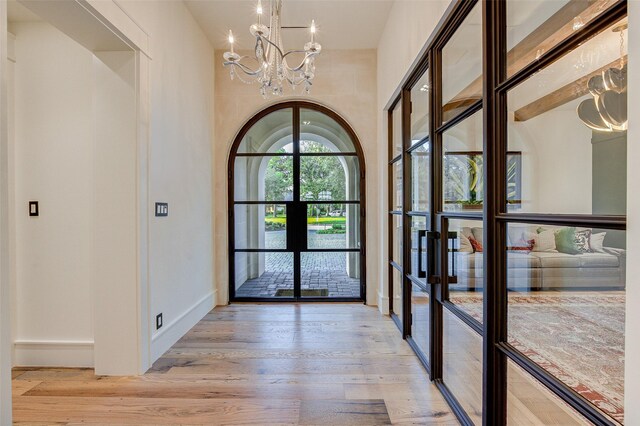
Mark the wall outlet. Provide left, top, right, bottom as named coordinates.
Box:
left=156, top=313, right=163, bottom=330
left=155, top=202, right=168, bottom=217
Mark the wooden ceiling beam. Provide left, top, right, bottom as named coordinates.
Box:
left=513, top=55, right=627, bottom=122
left=442, top=0, right=617, bottom=114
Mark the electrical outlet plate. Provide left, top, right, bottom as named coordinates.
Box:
left=156, top=313, right=163, bottom=330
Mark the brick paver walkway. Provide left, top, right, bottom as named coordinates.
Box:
left=236, top=231, right=361, bottom=298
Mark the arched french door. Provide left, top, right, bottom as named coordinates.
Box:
left=228, top=102, right=366, bottom=302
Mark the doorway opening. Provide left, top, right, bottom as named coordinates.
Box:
left=228, top=102, right=366, bottom=302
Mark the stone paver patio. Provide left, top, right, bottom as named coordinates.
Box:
left=236, top=230, right=361, bottom=298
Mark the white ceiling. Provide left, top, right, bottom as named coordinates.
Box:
left=7, top=0, right=42, bottom=22
left=184, top=0, right=395, bottom=50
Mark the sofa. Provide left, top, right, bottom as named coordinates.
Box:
left=450, top=226, right=626, bottom=291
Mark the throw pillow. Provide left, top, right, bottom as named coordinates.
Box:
left=471, top=227, right=484, bottom=247
left=527, top=229, right=557, bottom=252
left=507, top=238, right=535, bottom=253
left=590, top=232, right=607, bottom=253
left=574, top=229, right=592, bottom=253
left=469, top=236, right=483, bottom=253
left=554, top=227, right=580, bottom=255
left=458, top=233, right=474, bottom=253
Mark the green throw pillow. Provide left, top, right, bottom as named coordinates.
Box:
left=555, top=227, right=580, bottom=254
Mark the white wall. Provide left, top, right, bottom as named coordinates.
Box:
left=1, top=1, right=12, bottom=422
left=213, top=49, right=378, bottom=305
left=376, top=0, right=450, bottom=312
left=12, top=21, right=95, bottom=367
left=115, top=0, right=215, bottom=362
left=625, top=1, right=639, bottom=422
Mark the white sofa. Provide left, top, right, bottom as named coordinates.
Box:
left=450, top=226, right=626, bottom=291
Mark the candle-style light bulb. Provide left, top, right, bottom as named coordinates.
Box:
left=257, top=0, right=263, bottom=25
left=228, top=30, right=235, bottom=54
left=310, top=19, right=316, bottom=43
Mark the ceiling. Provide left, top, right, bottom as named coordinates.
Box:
left=183, top=0, right=395, bottom=50
left=7, top=0, right=42, bottom=22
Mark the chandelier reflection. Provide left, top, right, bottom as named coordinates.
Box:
left=577, top=23, right=627, bottom=133
left=223, top=0, right=321, bottom=98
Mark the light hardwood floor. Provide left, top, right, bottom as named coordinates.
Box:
left=12, top=303, right=458, bottom=425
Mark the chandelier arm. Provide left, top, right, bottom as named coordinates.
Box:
left=224, top=61, right=264, bottom=76
left=259, top=35, right=286, bottom=60
left=284, top=53, right=318, bottom=73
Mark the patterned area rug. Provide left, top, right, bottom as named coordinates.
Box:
left=450, top=291, right=625, bottom=424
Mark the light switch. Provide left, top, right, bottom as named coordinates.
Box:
left=29, top=201, right=39, bottom=217
left=155, top=202, right=168, bottom=217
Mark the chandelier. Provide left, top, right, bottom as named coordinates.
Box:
left=577, top=23, right=627, bottom=132
left=223, top=0, right=321, bottom=97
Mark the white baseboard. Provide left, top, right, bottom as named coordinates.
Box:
left=378, top=290, right=389, bottom=315
left=14, top=340, right=94, bottom=368
left=150, top=291, right=214, bottom=362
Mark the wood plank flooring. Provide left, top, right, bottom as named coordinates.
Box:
left=12, top=303, right=458, bottom=425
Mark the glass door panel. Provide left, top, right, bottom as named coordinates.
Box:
left=411, top=143, right=430, bottom=212
left=300, top=156, right=360, bottom=201
left=234, top=252, right=294, bottom=298
left=232, top=104, right=364, bottom=301
left=234, top=156, right=294, bottom=202
left=443, top=308, right=483, bottom=424
left=306, top=203, right=359, bottom=249
left=392, top=267, right=403, bottom=323
left=411, top=284, right=430, bottom=358
left=301, top=252, right=360, bottom=298
left=237, top=108, right=293, bottom=153
left=234, top=204, right=288, bottom=250
left=441, top=3, right=482, bottom=123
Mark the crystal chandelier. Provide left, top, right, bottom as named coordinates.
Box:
left=223, top=0, right=322, bottom=97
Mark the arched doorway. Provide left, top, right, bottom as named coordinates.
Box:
left=228, top=102, right=366, bottom=301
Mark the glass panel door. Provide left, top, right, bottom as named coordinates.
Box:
left=231, top=104, right=364, bottom=301
left=407, top=66, right=432, bottom=361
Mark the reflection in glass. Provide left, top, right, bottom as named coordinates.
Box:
left=411, top=285, right=430, bottom=357
left=392, top=102, right=403, bottom=157
left=301, top=108, right=356, bottom=152
left=507, top=359, right=589, bottom=425
left=235, top=156, right=293, bottom=202
left=506, top=223, right=625, bottom=423
left=306, top=204, right=360, bottom=249
left=235, top=204, right=287, bottom=250
left=238, top=108, right=293, bottom=153
left=441, top=3, right=482, bottom=122
left=442, top=111, right=483, bottom=212
left=411, top=143, right=430, bottom=211
left=506, top=0, right=617, bottom=78
left=392, top=267, right=403, bottom=322
left=235, top=252, right=294, bottom=298
left=447, top=219, right=484, bottom=324
left=393, top=161, right=402, bottom=210
left=507, top=18, right=627, bottom=215
left=443, top=308, right=482, bottom=424
left=301, top=252, right=360, bottom=298
left=300, top=156, right=360, bottom=201
left=391, top=214, right=402, bottom=266
left=410, top=216, right=427, bottom=280
left=411, top=70, right=430, bottom=144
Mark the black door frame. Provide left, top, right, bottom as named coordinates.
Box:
left=386, top=0, right=628, bottom=425
left=228, top=101, right=367, bottom=303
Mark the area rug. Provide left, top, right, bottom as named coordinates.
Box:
left=449, top=291, right=625, bottom=424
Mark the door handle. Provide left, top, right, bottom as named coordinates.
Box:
left=448, top=231, right=458, bottom=284
left=417, top=229, right=427, bottom=279
left=426, top=231, right=440, bottom=284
